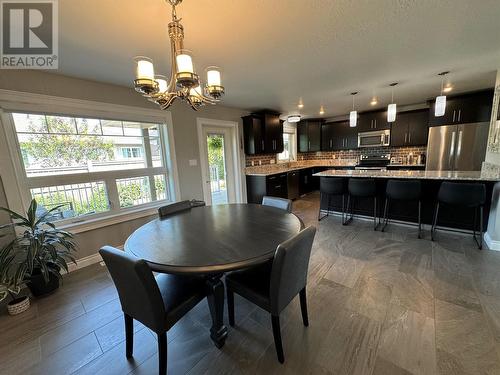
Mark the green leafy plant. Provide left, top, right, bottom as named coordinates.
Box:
left=0, top=199, right=77, bottom=292
left=0, top=245, right=24, bottom=302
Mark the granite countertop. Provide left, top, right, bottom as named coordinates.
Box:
left=245, top=160, right=357, bottom=176
left=313, top=169, right=500, bottom=181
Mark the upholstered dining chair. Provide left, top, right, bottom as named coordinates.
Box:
left=225, top=226, right=317, bottom=363
left=262, top=196, right=293, bottom=213
left=99, top=246, right=207, bottom=375
left=158, top=200, right=193, bottom=218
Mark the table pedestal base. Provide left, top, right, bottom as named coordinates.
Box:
left=206, top=275, right=228, bottom=348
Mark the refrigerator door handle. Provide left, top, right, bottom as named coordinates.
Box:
left=455, top=130, right=463, bottom=169
left=450, top=131, right=456, bottom=169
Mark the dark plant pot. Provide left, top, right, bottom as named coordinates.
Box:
left=28, top=265, right=61, bottom=297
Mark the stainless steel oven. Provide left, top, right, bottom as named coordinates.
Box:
left=358, top=129, right=391, bottom=148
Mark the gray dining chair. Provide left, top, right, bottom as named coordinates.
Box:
left=158, top=200, right=192, bottom=218
left=225, top=226, right=317, bottom=363
left=262, top=196, right=293, bottom=213
left=99, top=246, right=207, bottom=375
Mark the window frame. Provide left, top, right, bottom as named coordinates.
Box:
left=277, top=123, right=297, bottom=163
left=0, top=90, right=180, bottom=233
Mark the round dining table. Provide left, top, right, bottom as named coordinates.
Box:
left=124, top=203, right=303, bottom=348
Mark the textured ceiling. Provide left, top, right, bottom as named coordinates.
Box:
left=57, top=0, right=500, bottom=117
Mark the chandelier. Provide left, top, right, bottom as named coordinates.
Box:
left=133, top=0, right=225, bottom=110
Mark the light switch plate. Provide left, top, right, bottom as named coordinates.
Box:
left=188, top=159, right=198, bottom=166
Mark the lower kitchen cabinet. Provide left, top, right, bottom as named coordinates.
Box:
left=246, top=173, right=288, bottom=204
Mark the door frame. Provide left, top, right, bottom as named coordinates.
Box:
left=197, top=118, right=243, bottom=205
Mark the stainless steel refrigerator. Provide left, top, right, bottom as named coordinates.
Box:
left=426, top=122, right=489, bottom=171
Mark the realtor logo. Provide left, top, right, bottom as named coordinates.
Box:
left=1, top=0, right=58, bottom=69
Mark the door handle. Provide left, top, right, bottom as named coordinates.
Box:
left=404, top=133, right=407, bottom=143
left=261, top=140, right=264, bottom=150
left=408, top=132, right=411, bottom=143
left=374, top=120, right=377, bottom=129
left=452, top=110, right=456, bottom=122
left=308, top=141, right=310, bottom=150
left=450, top=131, right=456, bottom=168
left=456, top=130, right=463, bottom=166
left=458, top=109, right=461, bottom=122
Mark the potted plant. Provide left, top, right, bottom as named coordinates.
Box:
left=0, top=199, right=77, bottom=297
left=0, top=244, right=29, bottom=315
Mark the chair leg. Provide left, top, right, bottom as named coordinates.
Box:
left=344, top=195, right=352, bottom=225
left=299, top=287, right=309, bottom=327
left=418, top=200, right=422, bottom=239
left=271, top=315, right=285, bottom=364
left=341, top=194, right=345, bottom=224
left=158, top=332, right=167, bottom=375
left=480, top=205, right=484, bottom=250
left=381, top=197, right=389, bottom=232
left=227, top=288, right=235, bottom=327
left=317, top=192, right=323, bottom=221
left=373, top=197, right=378, bottom=230
left=431, top=202, right=440, bottom=241
left=124, top=314, right=133, bottom=358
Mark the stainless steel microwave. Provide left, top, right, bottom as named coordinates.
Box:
left=358, top=129, right=391, bottom=148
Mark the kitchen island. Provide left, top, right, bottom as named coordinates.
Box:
left=313, top=169, right=500, bottom=232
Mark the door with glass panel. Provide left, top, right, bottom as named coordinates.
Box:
left=200, top=125, right=237, bottom=205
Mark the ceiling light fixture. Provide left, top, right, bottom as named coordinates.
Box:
left=443, top=84, right=453, bottom=93
left=319, top=106, right=325, bottom=115
left=298, top=99, right=304, bottom=109
left=387, top=83, right=398, bottom=123
left=287, top=115, right=301, bottom=123
left=435, top=71, right=449, bottom=117
left=350, top=92, right=358, bottom=128
left=133, top=0, right=224, bottom=110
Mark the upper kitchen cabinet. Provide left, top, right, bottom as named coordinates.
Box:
left=357, top=110, right=389, bottom=131
left=242, top=111, right=283, bottom=155
left=428, top=89, right=494, bottom=126
left=391, top=109, right=428, bottom=147
left=321, top=121, right=356, bottom=151
left=298, top=119, right=322, bottom=152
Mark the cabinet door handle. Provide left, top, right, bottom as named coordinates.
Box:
left=408, top=133, right=411, bottom=143
left=374, top=120, right=377, bottom=129
left=262, top=140, right=264, bottom=150
left=458, top=109, right=461, bottom=122
left=330, top=139, right=332, bottom=148
left=405, top=133, right=407, bottom=143
left=308, top=141, right=311, bottom=150
left=453, top=110, right=456, bottom=122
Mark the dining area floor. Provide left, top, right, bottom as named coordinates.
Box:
left=2, top=192, right=500, bottom=375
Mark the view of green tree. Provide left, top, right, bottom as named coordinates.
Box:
left=20, top=117, right=114, bottom=168
left=207, top=135, right=225, bottom=180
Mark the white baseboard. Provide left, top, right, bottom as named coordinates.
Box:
left=67, top=244, right=124, bottom=273
left=484, top=232, right=500, bottom=251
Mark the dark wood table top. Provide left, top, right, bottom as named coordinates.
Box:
left=124, top=204, right=303, bottom=274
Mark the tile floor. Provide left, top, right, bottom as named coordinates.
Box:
left=1, top=192, right=500, bottom=375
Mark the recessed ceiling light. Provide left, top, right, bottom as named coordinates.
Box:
left=443, top=84, right=453, bottom=93
left=370, top=97, right=378, bottom=106
left=287, top=115, right=301, bottom=123
left=319, top=106, right=325, bottom=115
left=297, top=99, right=304, bottom=109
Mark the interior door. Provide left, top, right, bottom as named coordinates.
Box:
left=426, top=125, right=457, bottom=171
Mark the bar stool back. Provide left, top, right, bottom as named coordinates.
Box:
left=431, top=181, right=486, bottom=249
left=346, top=178, right=378, bottom=230
left=382, top=179, right=422, bottom=238
left=318, top=177, right=347, bottom=222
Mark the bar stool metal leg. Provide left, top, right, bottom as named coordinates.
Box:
left=381, top=197, right=389, bottom=232
left=344, top=195, right=353, bottom=225
left=473, top=205, right=484, bottom=250
left=431, top=202, right=440, bottom=241
left=373, top=197, right=378, bottom=231
left=341, top=194, right=345, bottom=224
left=418, top=200, right=422, bottom=239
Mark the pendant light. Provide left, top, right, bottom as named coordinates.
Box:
left=350, top=92, right=358, bottom=127
left=435, top=71, right=449, bottom=117
left=387, top=83, right=398, bottom=123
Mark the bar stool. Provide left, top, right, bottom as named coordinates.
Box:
left=431, top=181, right=486, bottom=249
left=381, top=179, right=422, bottom=238
left=318, top=177, right=347, bottom=223
left=345, top=178, right=378, bottom=230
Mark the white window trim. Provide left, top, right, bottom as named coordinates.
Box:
left=0, top=89, right=181, bottom=233
left=277, top=122, right=297, bottom=163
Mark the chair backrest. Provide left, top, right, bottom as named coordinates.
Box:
left=438, top=181, right=486, bottom=207
left=262, top=196, right=293, bottom=213
left=99, top=246, right=165, bottom=332
left=348, top=178, right=376, bottom=197
left=269, top=226, right=316, bottom=315
left=386, top=179, right=421, bottom=201
left=158, top=200, right=192, bottom=218
left=320, top=177, right=346, bottom=195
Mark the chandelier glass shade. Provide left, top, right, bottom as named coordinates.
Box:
left=133, top=0, right=225, bottom=110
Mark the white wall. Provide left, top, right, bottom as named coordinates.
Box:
left=0, top=70, right=248, bottom=260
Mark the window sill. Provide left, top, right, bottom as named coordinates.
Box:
left=58, top=202, right=166, bottom=234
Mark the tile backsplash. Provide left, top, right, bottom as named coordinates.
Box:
left=245, top=146, right=427, bottom=167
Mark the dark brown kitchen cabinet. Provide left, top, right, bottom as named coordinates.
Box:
left=321, top=121, right=356, bottom=151
left=242, top=111, right=283, bottom=155
left=428, top=89, right=493, bottom=127
left=298, top=120, right=322, bottom=152
left=391, top=110, right=428, bottom=147
left=242, top=114, right=264, bottom=155
left=358, top=111, right=389, bottom=131
left=246, top=173, right=287, bottom=203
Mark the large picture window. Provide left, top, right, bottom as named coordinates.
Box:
left=9, top=112, right=172, bottom=223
